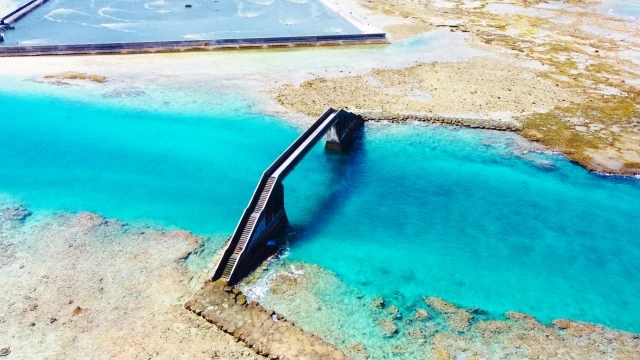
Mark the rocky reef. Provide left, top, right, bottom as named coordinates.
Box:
left=185, top=280, right=349, bottom=360
left=241, top=259, right=640, bottom=360
left=0, top=202, right=261, bottom=360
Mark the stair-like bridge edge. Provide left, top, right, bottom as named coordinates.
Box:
left=212, top=109, right=363, bottom=284
left=211, top=108, right=338, bottom=282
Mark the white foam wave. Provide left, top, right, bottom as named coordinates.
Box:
left=247, top=0, right=274, bottom=5
left=181, top=30, right=259, bottom=39
left=144, top=0, right=179, bottom=12
left=44, top=8, right=92, bottom=24
left=98, top=7, right=133, bottom=22
left=237, top=1, right=275, bottom=18
left=18, top=38, right=51, bottom=45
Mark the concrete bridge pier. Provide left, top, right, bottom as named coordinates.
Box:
left=325, top=111, right=364, bottom=152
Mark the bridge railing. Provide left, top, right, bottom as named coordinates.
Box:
left=211, top=108, right=337, bottom=281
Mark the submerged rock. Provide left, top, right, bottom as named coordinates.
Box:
left=424, top=296, right=473, bottom=331
left=0, top=205, right=31, bottom=223
left=346, top=343, right=368, bottom=359
left=377, top=318, right=398, bottom=337
left=448, top=310, right=473, bottom=332
left=414, top=307, right=430, bottom=321
left=372, top=296, right=385, bottom=309
left=424, top=297, right=458, bottom=314
left=474, top=320, right=512, bottom=336
left=388, top=305, right=402, bottom=319
left=407, top=327, right=427, bottom=343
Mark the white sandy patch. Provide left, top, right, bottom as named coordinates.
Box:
left=580, top=25, right=640, bottom=43
left=621, top=49, right=640, bottom=64
left=434, top=0, right=457, bottom=9
left=316, top=0, right=382, bottom=33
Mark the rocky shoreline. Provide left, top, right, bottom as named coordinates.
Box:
left=242, top=260, right=640, bottom=360
left=362, top=113, right=523, bottom=131
left=185, top=280, right=348, bottom=360
left=0, top=202, right=262, bottom=360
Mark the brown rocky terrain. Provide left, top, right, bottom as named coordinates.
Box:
left=275, top=0, right=640, bottom=175
left=0, top=203, right=262, bottom=360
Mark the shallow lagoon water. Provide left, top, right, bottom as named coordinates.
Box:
left=1, top=89, right=640, bottom=346
left=1, top=0, right=360, bottom=45
left=599, top=0, right=640, bottom=20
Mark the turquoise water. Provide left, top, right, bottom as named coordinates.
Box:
left=600, top=0, right=640, bottom=20
left=0, top=90, right=299, bottom=233
left=280, top=124, right=640, bottom=335
left=1, top=90, right=640, bottom=337
left=1, top=0, right=360, bottom=46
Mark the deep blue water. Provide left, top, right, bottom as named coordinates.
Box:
left=1, top=90, right=640, bottom=335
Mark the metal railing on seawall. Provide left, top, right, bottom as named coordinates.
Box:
left=0, top=33, right=389, bottom=56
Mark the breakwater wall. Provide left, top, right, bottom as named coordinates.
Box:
left=0, top=33, right=389, bottom=57
left=0, top=0, right=49, bottom=26
left=185, top=280, right=349, bottom=360
left=362, top=113, right=523, bottom=131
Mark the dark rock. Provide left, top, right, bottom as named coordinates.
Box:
left=0, top=347, right=10, bottom=357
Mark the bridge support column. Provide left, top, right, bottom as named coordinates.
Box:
left=325, top=110, right=364, bottom=152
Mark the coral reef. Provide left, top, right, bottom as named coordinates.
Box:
left=0, top=204, right=260, bottom=359
left=243, top=259, right=640, bottom=360
left=186, top=280, right=349, bottom=359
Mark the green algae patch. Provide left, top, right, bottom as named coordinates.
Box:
left=44, top=72, right=108, bottom=84
left=520, top=96, right=640, bottom=174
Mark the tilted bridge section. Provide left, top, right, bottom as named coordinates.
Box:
left=212, top=108, right=364, bottom=284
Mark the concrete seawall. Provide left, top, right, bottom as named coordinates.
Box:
left=0, top=33, right=389, bottom=57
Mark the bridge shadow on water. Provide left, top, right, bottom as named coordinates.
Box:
left=277, top=129, right=367, bottom=251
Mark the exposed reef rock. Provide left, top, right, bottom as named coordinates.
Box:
left=242, top=260, right=640, bottom=359
left=377, top=318, right=399, bottom=337
left=414, top=307, right=430, bottom=321
left=185, top=280, right=349, bottom=360
left=43, top=72, right=108, bottom=84
left=363, top=113, right=523, bottom=131
left=424, top=297, right=474, bottom=332
left=0, top=204, right=259, bottom=359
